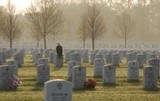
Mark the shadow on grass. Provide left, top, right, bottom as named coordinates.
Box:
left=73, top=88, right=96, bottom=93
left=31, top=83, right=43, bottom=91
left=102, top=83, right=116, bottom=89
left=143, top=88, right=159, bottom=92
left=53, top=67, right=64, bottom=71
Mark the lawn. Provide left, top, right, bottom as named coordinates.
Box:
left=0, top=54, right=160, bottom=101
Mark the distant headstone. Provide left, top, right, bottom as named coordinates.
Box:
left=72, top=65, right=86, bottom=89
left=103, top=64, right=116, bottom=84
left=126, top=52, right=134, bottom=63
left=49, top=51, right=54, bottom=63
left=135, top=54, right=144, bottom=68
left=35, top=53, right=42, bottom=65
left=38, top=58, right=49, bottom=67
left=68, top=61, right=79, bottom=81
left=105, top=53, right=112, bottom=64
left=112, top=53, right=121, bottom=66
left=148, top=58, right=159, bottom=77
left=70, top=53, right=81, bottom=65
left=0, top=52, right=3, bottom=65
left=44, top=79, right=73, bottom=101
left=55, top=55, right=63, bottom=67
left=94, top=58, right=104, bottom=77
left=82, top=50, right=89, bottom=63
left=144, top=66, right=157, bottom=90
left=37, top=64, right=50, bottom=84
left=127, top=61, right=139, bottom=81
left=90, top=53, right=95, bottom=65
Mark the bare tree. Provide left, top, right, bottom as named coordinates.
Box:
left=26, top=0, right=64, bottom=49
left=0, top=0, right=23, bottom=49
left=82, top=3, right=107, bottom=49
left=78, top=14, right=89, bottom=48
left=114, top=9, right=136, bottom=48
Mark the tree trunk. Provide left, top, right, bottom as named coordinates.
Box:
left=83, top=39, right=85, bottom=49
left=92, top=37, right=94, bottom=49
left=125, top=34, right=127, bottom=48
left=37, top=40, right=39, bottom=48
left=44, top=36, right=47, bottom=49
left=9, top=40, right=12, bottom=49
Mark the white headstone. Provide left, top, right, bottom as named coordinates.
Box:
left=103, top=64, right=116, bottom=84
left=148, top=58, right=159, bottom=77
left=44, top=79, right=73, bottom=101
left=0, top=65, right=14, bottom=89
left=55, top=55, right=63, bottom=67
left=68, top=61, right=79, bottom=81
left=94, top=58, right=104, bottom=77
left=37, top=64, right=50, bottom=84
left=6, top=60, right=18, bottom=76
left=144, top=66, right=157, bottom=90
left=135, top=54, right=144, bottom=68
left=127, top=61, right=139, bottom=81
left=72, top=65, right=86, bottom=89
left=38, top=58, right=49, bottom=67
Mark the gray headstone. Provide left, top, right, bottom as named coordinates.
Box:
left=44, top=79, right=73, bottom=101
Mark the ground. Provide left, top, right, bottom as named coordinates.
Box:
left=0, top=54, right=160, bottom=101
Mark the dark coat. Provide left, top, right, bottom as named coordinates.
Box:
left=56, top=45, right=63, bottom=56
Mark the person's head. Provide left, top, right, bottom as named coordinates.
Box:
left=57, top=43, right=60, bottom=46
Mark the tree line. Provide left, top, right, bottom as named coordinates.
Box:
left=0, top=0, right=160, bottom=49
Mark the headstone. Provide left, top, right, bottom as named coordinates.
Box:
left=135, top=54, right=144, bottom=68
left=55, top=55, right=63, bottom=67
left=105, top=53, right=112, bottom=64
left=70, top=53, right=81, bottom=65
left=0, top=52, right=3, bottom=65
left=90, top=53, right=95, bottom=65
left=94, top=58, right=104, bottom=77
left=6, top=60, right=18, bottom=76
left=127, top=61, right=139, bottom=81
left=72, top=65, right=86, bottom=89
left=38, top=58, right=49, bottom=67
left=68, top=61, right=79, bottom=81
left=37, top=64, right=50, bottom=84
left=82, top=50, right=89, bottom=63
left=126, top=52, right=134, bottom=63
left=112, top=53, right=121, bottom=66
left=103, top=64, right=116, bottom=84
left=148, top=58, right=159, bottom=77
left=0, top=65, right=14, bottom=89
left=44, top=79, right=73, bottom=101
left=35, top=53, right=42, bottom=65
left=49, top=51, right=54, bottom=63
left=144, top=66, right=157, bottom=90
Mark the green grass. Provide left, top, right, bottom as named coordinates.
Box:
left=0, top=54, right=160, bottom=101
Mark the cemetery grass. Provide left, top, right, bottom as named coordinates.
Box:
left=0, top=55, right=160, bottom=101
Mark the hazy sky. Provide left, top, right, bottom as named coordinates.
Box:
left=0, top=0, right=33, bottom=10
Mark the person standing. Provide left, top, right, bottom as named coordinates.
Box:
left=56, top=43, right=63, bottom=59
